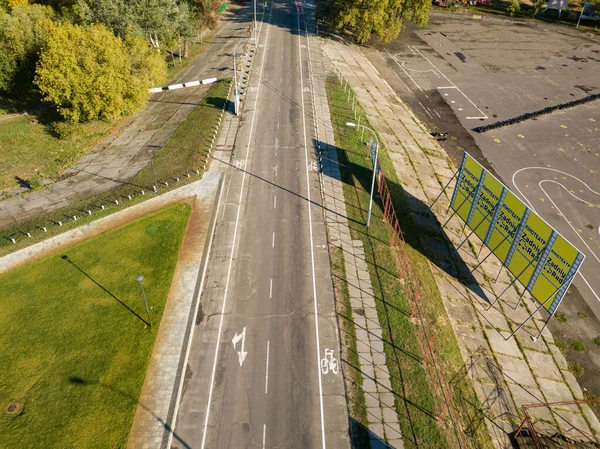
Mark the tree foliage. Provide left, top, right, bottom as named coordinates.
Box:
left=75, top=0, right=204, bottom=51
left=35, top=22, right=166, bottom=122
left=0, top=4, right=54, bottom=93
left=317, top=0, right=431, bottom=44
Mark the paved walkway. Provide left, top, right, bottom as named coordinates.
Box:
left=0, top=2, right=254, bottom=232
left=320, top=36, right=600, bottom=448
left=309, top=20, right=405, bottom=449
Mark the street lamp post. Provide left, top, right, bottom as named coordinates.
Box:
left=136, top=275, right=152, bottom=327
left=148, top=150, right=158, bottom=193
left=346, top=122, right=379, bottom=228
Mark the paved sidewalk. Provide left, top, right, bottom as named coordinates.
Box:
left=320, top=37, right=600, bottom=448
left=308, top=18, right=405, bottom=449
left=0, top=2, right=254, bottom=232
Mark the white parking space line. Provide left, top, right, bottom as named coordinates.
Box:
left=385, top=48, right=426, bottom=95
left=409, top=45, right=488, bottom=120
left=200, top=2, right=274, bottom=447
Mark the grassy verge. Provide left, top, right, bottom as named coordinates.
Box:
left=0, top=78, right=231, bottom=258
left=165, top=33, right=214, bottom=80
left=325, top=76, right=494, bottom=448
left=0, top=108, right=116, bottom=191
left=330, top=246, right=370, bottom=446
left=0, top=202, right=191, bottom=448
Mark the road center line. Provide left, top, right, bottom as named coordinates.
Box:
left=297, top=4, right=327, bottom=448
left=265, top=340, right=270, bottom=394
left=262, top=423, right=266, bottom=448
left=269, top=278, right=273, bottom=298
left=199, top=2, right=274, bottom=448
left=272, top=231, right=275, bottom=248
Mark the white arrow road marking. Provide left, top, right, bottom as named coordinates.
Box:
left=232, top=327, right=248, bottom=366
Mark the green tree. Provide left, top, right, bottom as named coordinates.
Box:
left=0, top=4, right=54, bottom=93
left=35, top=22, right=166, bottom=122
left=508, top=0, right=520, bottom=16
left=318, top=0, right=431, bottom=44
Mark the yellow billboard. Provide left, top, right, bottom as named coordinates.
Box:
left=449, top=153, right=584, bottom=315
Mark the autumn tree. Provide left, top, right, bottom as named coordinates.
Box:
left=35, top=22, right=166, bottom=122
left=317, top=0, right=431, bottom=44
left=0, top=3, right=54, bottom=93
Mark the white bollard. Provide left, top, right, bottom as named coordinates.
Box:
left=43, top=227, right=47, bottom=232
left=27, top=232, right=31, bottom=238
left=88, top=210, right=92, bottom=215
left=101, top=205, right=105, bottom=210
left=141, top=190, right=145, bottom=195
left=115, top=200, right=119, bottom=205
left=11, top=238, right=15, bottom=244
left=58, top=221, right=62, bottom=226
left=73, top=215, right=77, bottom=221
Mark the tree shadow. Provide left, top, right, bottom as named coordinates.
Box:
left=68, top=375, right=191, bottom=449
left=60, top=255, right=150, bottom=326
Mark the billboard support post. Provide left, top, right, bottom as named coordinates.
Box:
left=484, top=242, right=550, bottom=311
left=429, top=168, right=460, bottom=209
left=455, top=202, right=499, bottom=253
left=503, top=271, right=577, bottom=341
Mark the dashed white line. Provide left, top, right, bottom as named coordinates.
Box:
left=200, top=2, right=274, bottom=447
left=273, top=195, right=277, bottom=208
left=269, top=278, right=273, bottom=298
left=262, top=424, right=267, bottom=448
left=265, top=340, right=270, bottom=394
left=272, top=231, right=275, bottom=247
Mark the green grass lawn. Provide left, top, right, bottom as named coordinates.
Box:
left=325, top=77, right=494, bottom=448
left=0, top=202, right=191, bottom=448
left=0, top=110, right=115, bottom=191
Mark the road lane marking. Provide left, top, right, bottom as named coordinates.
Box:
left=385, top=48, right=425, bottom=94
left=297, top=5, right=327, bottom=448
left=272, top=232, right=275, bottom=247
left=200, top=1, right=274, bottom=447
left=262, top=424, right=266, bottom=448
left=269, top=278, right=273, bottom=298
left=232, top=327, right=248, bottom=366
left=409, top=45, right=488, bottom=119
left=274, top=196, right=277, bottom=208
left=265, top=340, right=270, bottom=394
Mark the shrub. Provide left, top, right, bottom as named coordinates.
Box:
left=570, top=340, right=586, bottom=353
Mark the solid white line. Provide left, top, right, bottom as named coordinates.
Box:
left=262, top=424, right=266, bottom=448
left=438, top=86, right=456, bottom=89
left=166, top=175, right=225, bottom=449
left=272, top=232, right=275, bottom=248
left=411, top=46, right=488, bottom=119
left=466, top=116, right=488, bottom=120
left=265, top=340, right=270, bottom=394
left=269, top=278, right=273, bottom=298
left=386, top=48, right=425, bottom=94
left=434, top=109, right=442, bottom=118
left=297, top=5, right=327, bottom=449
left=200, top=2, right=274, bottom=448
left=419, top=101, right=433, bottom=119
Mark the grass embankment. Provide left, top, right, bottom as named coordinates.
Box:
left=325, top=77, right=493, bottom=448
left=0, top=107, right=115, bottom=191
left=0, top=78, right=230, bottom=258
left=0, top=202, right=191, bottom=448
left=0, top=34, right=215, bottom=193
left=330, top=246, right=370, bottom=446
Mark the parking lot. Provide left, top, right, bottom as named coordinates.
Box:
left=363, top=14, right=600, bottom=319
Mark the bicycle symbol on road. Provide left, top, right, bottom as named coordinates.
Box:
left=308, top=160, right=318, bottom=172
left=321, top=348, right=339, bottom=375
left=234, top=159, right=245, bottom=169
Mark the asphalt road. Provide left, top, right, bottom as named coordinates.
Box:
left=173, top=0, right=350, bottom=447
left=364, top=16, right=600, bottom=318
